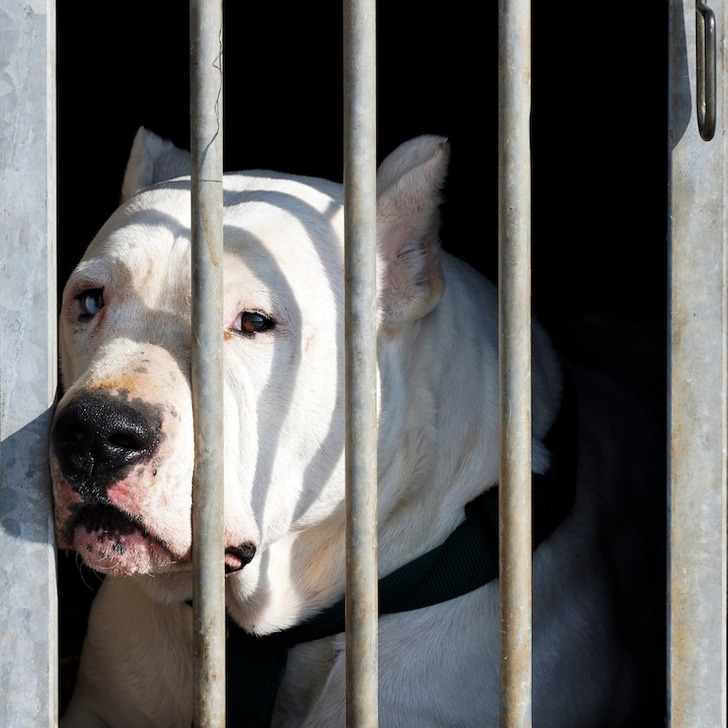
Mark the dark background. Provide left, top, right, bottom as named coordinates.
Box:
left=56, top=0, right=667, bottom=711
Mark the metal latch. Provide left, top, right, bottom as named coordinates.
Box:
left=696, top=1, right=716, bottom=140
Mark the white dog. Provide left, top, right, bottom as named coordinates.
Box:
left=52, top=128, right=664, bottom=726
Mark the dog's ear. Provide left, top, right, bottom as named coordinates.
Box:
left=376, top=135, right=449, bottom=330
left=121, top=127, right=191, bottom=203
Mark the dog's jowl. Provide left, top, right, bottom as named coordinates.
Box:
left=52, top=128, right=665, bottom=727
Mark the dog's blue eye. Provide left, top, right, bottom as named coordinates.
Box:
left=233, top=311, right=275, bottom=336
left=77, top=288, right=105, bottom=319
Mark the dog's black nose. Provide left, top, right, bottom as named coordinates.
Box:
left=52, top=393, right=162, bottom=495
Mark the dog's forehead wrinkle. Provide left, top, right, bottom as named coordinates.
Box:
left=81, top=203, right=191, bottom=268
left=224, top=207, right=343, bottom=266
left=222, top=176, right=344, bottom=247
left=65, top=260, right=106, bottom=293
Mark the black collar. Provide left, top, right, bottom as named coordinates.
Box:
left=224, top=374, right=578, bottom=727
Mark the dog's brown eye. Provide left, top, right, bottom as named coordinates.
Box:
left=77, top=288, right=105, bottom=319
left=233, top=311, right=275, bottom=336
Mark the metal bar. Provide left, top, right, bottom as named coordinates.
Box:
left=343, top=0, right=379, bottom=725
left=668, top=0, right=727, bottom=724
left=0, top=2, right=58, bottom=725
left=497, top=0, right=533, bottom=724
left=189, top=1, right=226, bottom=725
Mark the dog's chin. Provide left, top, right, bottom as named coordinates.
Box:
left=69, top=503, right=184, bottom=576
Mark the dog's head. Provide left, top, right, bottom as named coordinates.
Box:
left=51, top=128, right=450, bottom=605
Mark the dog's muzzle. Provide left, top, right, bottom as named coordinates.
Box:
left=52, top=391, right=164, bottom=497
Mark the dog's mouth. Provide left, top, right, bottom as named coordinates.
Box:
left=76, top=502, right=146, bottom=536
left=69, top=503, right=182, bottom=575
left=67, top=503, right=256, bottom=576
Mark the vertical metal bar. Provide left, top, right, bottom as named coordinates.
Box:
left=498, top=0, right=533, bottom=725
left=343, top=0, right=379, bottom=725
left=189, top=1, right=226, bottom=725
left=0, top=2, right=58, bottom=725
left=668, top=0, right=727, bottom=724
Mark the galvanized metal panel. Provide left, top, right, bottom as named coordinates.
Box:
left=668, top=0, right=728, bottom=725
left=0, top=1, right=58, bottom=725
